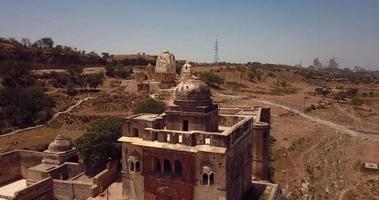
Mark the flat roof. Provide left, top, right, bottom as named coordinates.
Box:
left=0, top=179, right=27, bottom=198
left=131, top=114, right=161, bottom=121
left=28, top=163, right=58, bottom=172
left=119, top=136, right=227, bottom=154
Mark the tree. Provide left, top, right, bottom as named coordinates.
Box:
left=105, top=64, right=116, bottom=77
left=21, top=38, right=31, bottom=47
left=133, top=98, right=166, bottom=114
left=0, top=61, right=36, bottom=87
left=66, top=65, right=83, bottom=85
left=101, top=52, right=110, bottom=59
left=87, top=73, right=104, bottom=88
left=200, top=72, right=224, bottom=87
left=116, top=65, right=131, bottom=79
left=75, top=117, right=123, bottom=172
left=34, top=37, right=54, bottom=48
left=351, top=97, right=363, bottom=111
left=0, top=86, right=54, bottom=129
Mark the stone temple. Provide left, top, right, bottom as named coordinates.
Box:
left=119, top=66, right=280, bottom=199
left=131, top=51, right=178, bottom=93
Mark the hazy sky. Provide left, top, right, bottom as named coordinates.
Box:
left=0, top=0, right=378, bottom=70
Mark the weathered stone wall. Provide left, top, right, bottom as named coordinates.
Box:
left=218, top=115, right=241, bottom=127
left=225, top=120, right=253, bottom=200
left=93, top=160, right=118, bottom=191
left=0, top=151, right=21, bottom=185
left=14, top=178, right=54, bottom=200
left=165, top=109, right=218, bottom=132
left=0, top=150, right=43, bottom=185
left=18, top=151, right=44, bottom=178
left=53, top=179, right=74, bottom=200
left=53, top=179, right=95, bottom=200
left=65, top=162, right=83, bottom=179
left=252, top=122, right=270, bottom=180
left=194, top=152, right=226, bottom=200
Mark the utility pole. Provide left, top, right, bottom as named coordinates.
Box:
left=214, top=39, right=219, bottom=63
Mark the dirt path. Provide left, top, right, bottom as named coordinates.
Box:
left=254, top=98, right=379, bottom=141
left=48, top=97, right=93, bottom=124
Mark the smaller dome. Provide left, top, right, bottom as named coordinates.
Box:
left=180, top=61, right=193, bottom=82
left=182, top=61, right=192, bottom=72
left=174, top=78, right=211, bottom=103
left=47, top=134, right=74, bottom=153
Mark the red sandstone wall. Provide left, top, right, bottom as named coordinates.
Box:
left=142, top=147, right=195, bottom=200
left=144, top=176, right=194, bottom=200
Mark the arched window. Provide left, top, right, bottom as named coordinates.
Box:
left=202, top=173, right=209, bottom=185
left=128, top=155, right=141, bottom=174
left=135, top=161, right=140, bottom=172
left=201, top=166, right=214, bottom=186
left=132, top=128, right=139, bottom=137
left=152, top=157, right=161, bottom=176
left=163, top=159, right=172, bottom=177
left=175, top=160, right=182, bottom=178
left=209, top=173, right=214, bottom=185
left=129, top=161, right=135, bottom=172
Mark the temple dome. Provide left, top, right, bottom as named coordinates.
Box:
left=180, top=60, right=193, bottom=81
left=173, top=78, right=211, bottom=103
left=47, top=134, right=74, bottom=153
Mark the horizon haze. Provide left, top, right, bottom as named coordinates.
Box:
left=0, top=0, right=378, bottom=70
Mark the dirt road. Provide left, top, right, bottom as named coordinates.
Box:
left=254, top=99, right=379, bottom=141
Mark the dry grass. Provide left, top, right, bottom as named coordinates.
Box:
left=0, top=127, right=84, bottom=153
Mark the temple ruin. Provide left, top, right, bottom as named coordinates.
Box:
left=125, top=51, right=178, bottom=94
left=119, top=67, right=280, bottom=199
left=0, top=134, right=118, bottom=200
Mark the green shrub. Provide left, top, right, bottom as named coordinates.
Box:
left=133, top=98, right=166, bottom=114
left=76, top=117, right=123, bottom=171
left=200, top=72, right=224, bottom=87
left=65, top=83, right=77, bottom=96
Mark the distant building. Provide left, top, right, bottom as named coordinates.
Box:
left=328, top=57, right=339, bottom=69
left=313, top=57, right=322, bottom=69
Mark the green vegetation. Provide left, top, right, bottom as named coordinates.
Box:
left=86, top=73, right=105, bottom=88
left=133, top=97, right=166, bottom=114
left=0, top=37, right=106, bottom=69
left=105, top=64, right=131, bottom=79
left=75, top=117, right=123, bottom=171
left=0, top=61, right=54, bottom=134
left=248, top=67, right=263, bottom=81
left=334, top=88, right=359, bottom=103
left=200, top=72, right=224, bottom=87
left=225, top=81, right=247, bottom=91
left=351, top=96, right=363, bottom=111
left=270, top=80, right=298, bottom=95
